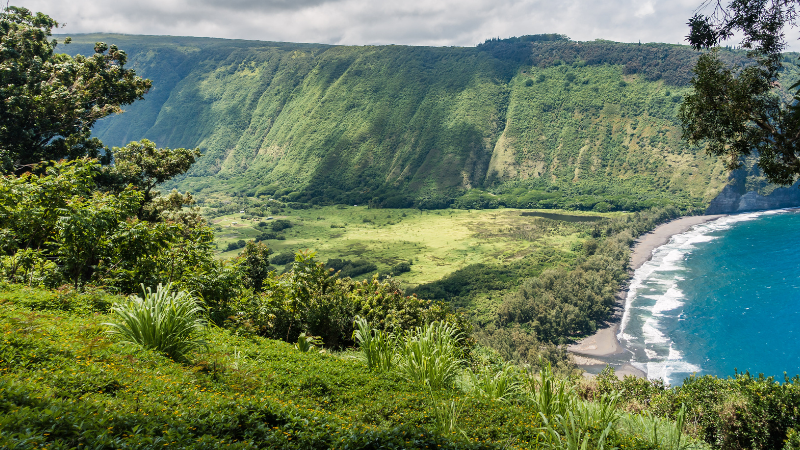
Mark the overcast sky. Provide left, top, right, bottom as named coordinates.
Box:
left=16, top=0, right=800, bottom=50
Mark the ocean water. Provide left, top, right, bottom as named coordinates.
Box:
left=618, top=209, right=800, bottom=385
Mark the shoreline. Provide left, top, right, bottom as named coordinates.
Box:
left=568, top=214, right=726, bottom=377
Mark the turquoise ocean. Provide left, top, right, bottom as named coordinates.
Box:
left=618, top=209, right=800, bottom=385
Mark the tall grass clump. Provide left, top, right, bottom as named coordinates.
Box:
left=397, top=321, right=464, bottom=390
left=619, top=404, right=700, bottom=450
left=105, top=283, right=207, bottom=361
left=537, top=380, right=620, bottom=449
left=353, top=316, right=396, bottom=372
left=528, top=362, right=576, bottom=418
left=462, top=362, right=523, bottom=402
left=539, top=410, right=615, bottom=450
left=429, top=391, right=467, bottom=437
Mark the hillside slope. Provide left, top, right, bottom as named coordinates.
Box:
left=59, top=34, right=769, bottom=210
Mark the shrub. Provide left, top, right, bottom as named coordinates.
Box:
left=271, top=251, right=295, bottom=265
left=225, top=240, right=246, bottom=252
left=237, top=241, right=272, bottom=292
left=326, top=258, right=377, bottom=278
left=271, top=219, right=292, bottom=231
left=255, top=231, right=278, bottom=241
left=392, top=261, right=412, bottom=275
left=786, top=429, right=800, bottom=450
left=104, top=283, right=207, bottom=361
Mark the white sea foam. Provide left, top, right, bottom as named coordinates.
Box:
left=651, top=287, right=684, bottom=315
left=645, top=359, right=702, bottom=385
left=619, top=209, right=793, bottom=384
left=641, top=317, right=667, bottom=345
left=668, top=344, right=683, bottom=361
left=619, top=332, right=636, bottom=341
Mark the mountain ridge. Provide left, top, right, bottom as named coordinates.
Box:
left=57, top=34, right=787, bottom=211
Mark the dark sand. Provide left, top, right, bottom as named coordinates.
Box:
left=568, top=215, right=726, bottom=378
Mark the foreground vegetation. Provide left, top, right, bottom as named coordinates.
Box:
left=2, top=284, right=799, bottom=449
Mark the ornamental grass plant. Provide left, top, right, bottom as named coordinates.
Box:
left=527, top=362, right=576, bottom=418
left=462, top=362, right=524, bottom=403
left=396, top=321, right=464, bottom=390
left=618, top=404, right=698, bottom=450
left=353, top=316, right=396, bottom=372
left=429, top=391, right=467, bottom=438
left=104, top=283, right=207, bottom=361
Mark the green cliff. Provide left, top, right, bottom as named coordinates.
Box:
left=60, top=34, right=777, bottom=210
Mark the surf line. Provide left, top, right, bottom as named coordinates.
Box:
left=617, top=210, right=787, bottom=384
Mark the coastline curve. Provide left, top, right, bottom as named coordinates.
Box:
left=568, top=214, right=726, bottom=379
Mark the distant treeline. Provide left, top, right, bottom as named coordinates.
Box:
left=478, top=35, right=753, bottom=86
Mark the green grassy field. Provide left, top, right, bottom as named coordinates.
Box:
left=210, top=206, right=621, bottom=287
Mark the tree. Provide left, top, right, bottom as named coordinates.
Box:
left=0, top=6, right=151, bottom=171
left=101, top=139, right=201, bottom=219
left=681, top=0, right=800, bottom=185
left=237, top=241, right=273, bottom=292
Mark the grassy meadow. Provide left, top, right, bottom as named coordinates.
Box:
left=210, top=206, right=618, bottom=286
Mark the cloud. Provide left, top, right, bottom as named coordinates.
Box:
left=16, top=0, right=800, bottom=50
left=635, top=0, right=656, bottom=18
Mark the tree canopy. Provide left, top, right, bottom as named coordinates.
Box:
left=0, top=6, right=151, bottom=171
left=681, top=0, right=800, bottom=185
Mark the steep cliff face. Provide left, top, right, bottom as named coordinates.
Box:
left=59, top=34, right=781, bottom=209
left=706, top=183, right=800, bottom=214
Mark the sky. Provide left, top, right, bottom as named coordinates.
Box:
left=16, top=0, right=800, bottom=50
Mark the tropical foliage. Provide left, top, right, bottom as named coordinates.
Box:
left=682, top=0, right=800, bottom=185
left=0, top=158, right=218, bottom=293
left=104, top=283, right=207, bottom=361
left=224, top=252, right=471, bottom=349
left=0, top=7, right=151, bottom=171
left=0, top=292, right=711, bottom=450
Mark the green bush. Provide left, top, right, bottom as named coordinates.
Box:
left=392, top=261, right=412, bottom=274
left=104, top=283, right=207, bottom=361
left=270, top=251, right=295, bottom=265
left=786, top=429, right=800, bottom=450
left=326, top=258, right=377, bottom=278
left=226, top=239, right=246, bottom=252
left=236, top=241, right=273, bottom=292
left=227, top=253, right=470, bottom=351
left=0, top=159, right=221, bottom=294
left=271, top=219, right=292, bottom=231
